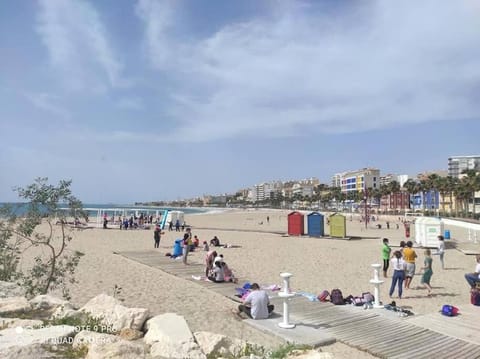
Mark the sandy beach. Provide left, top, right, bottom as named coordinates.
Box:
left=17, top=209, right=479, bottom=358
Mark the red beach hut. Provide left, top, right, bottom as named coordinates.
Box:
left=288, top=211, right=304, bottom=236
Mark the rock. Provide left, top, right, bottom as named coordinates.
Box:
left=50, top=302, right=78, bottom=320
left=119, top=328, right=143, bottom=341
left=0, top=318, right=43, bottom=330
left=289, top=351, right=334, bottom=359
left=0, top=297, right=31, bottom=315
left=194, top=331, right=247, bottom=356
left=79, top=294, right=149, bottom=332
left=29, top=294, right=69, bottom=311
left=72, top=330, right=120, bottom=349
left=145, top=313, right=205, bottom=359
left=0, top=343, right=59, bottom=359
left=86, top=340, right=146, bottom=359
left=0, top=325, right=75, bottom=352
left=0, top=281, right=25, bottom=299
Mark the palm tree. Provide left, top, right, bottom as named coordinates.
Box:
left=403, top=179, right=418, bottom=213
left=387, top=180, right=401, bottom=213
left=460, top=170, right=480, bottom=218
left=445, top=176, right=458, bottom=215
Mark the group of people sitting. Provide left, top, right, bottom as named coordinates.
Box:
left=204, top=250, right=237, bottom=283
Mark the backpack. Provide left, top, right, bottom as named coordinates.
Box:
left=471, top=289, right=480, bottom=306
left=330, top=289, right=345, bottom=305
left=317, top=290, right=330, bottom=302
left=441, top=305, right=459, bottom=317
left=362, top=292, right=375, bottom=304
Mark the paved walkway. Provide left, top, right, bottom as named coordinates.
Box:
left=118, top=250, right=480, bottom=359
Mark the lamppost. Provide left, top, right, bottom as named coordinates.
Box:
left=364, top=188, right=368, bottom=230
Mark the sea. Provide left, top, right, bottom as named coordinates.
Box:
left=0, top=203, right=215, bottom=217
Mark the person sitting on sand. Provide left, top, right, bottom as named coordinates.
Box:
left=238, top=283, right=274, bottom=319
left=210, top=236, right=221, bottom=247
left=222, top=261, right=237, bottom=283
left=193, top=235, right=200, bottom=248
left=464, top=254, right=480, bottom=289
left=207, top=261, right=225, bottom=283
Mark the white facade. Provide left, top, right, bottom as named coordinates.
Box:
left=448, top=155, right=480, bottom=178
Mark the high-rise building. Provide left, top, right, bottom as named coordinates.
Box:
left=448, top=155, right=480, bottom=178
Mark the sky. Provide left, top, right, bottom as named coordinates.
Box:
left=0, top=0, right=479, bottom=203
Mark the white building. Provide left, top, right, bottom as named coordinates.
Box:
left=448, top=155, right=480, bottom=178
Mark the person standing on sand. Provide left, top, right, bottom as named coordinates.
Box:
left=389, top=251, right=406, bottom=299
left=182, top=232, right=193, bottom=265
left=382, top=238, right=392, bottom=278
left=433, top=235, right=445, bottom=269
left=420, top=249, right=433, bottom=296
left=403, top=241, right=417, bottom=290
left=153, top=224, right=162, bottom=248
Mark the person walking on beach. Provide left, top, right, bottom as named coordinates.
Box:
left=389, top=251, right=406, bottom=299
left=382, top=238, right=391, bottom=278
left=238, top=283, right=274, bottom=319
left=403, top=241, right=417, bottom=290
left=420, top=249, right=433, bottom=296
left=153, top=224, right=162, bottom=248
left=433, top=235, right=445, bottom=269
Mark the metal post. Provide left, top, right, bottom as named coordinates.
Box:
left=370, top=264, right=384, bottom=308
left=278, top=272, right=295, bottom=329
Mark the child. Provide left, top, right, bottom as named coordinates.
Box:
left=222, top=261, right=238, bottom=283
left=203, top=241, right=209, bottom=252
left=382, top=238, right=392, bottom=277
left=420, top=249, right=433, bottom=296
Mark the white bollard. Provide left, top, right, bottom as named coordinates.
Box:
left=369, top=264, right=384, bottom=309
left=278, top=272, right=295, bottom=329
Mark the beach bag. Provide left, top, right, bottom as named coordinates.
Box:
left=362, top=292, right=375, bottom=304
left=330, top=289, right=345, bottom=305
left=317, top=290, right=330, bottom=302
left=353, top=296, right=364, bottom=306
left=441, top=305, right=459, bottom=317
left=471, top=289, right=480, bottom=306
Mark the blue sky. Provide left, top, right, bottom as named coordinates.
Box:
left=1, top=0, right=479, bottom=203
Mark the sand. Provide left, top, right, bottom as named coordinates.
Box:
left=14, top=209, right=479, bottom=358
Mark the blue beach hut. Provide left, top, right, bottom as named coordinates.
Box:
left=307, top=212, right=324, bottom=237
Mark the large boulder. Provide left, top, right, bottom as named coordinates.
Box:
left=144, top=313, right=205, bottom=359
left=72, top=330, right=120, bottom=349
left=0, top=281, right=25, bottom=299
left=29, top=294, right=70, bottom=311
left=0, top=343, right=59, bottom=359
left=0, top=297, right=31, bottom=316
left=0, top=318, right=43, bottom=330
left=79, top=294, right=149, bottom=332
left=0, top=325, right=75, bottom=353
left=50, top=302, right=79, bottom=320
left=87, top=340, right=145, bottom=359
left=194, top=331, right=247, bottom=356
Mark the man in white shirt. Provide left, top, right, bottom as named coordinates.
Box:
left=237, top=283, right=274, bottom=319
left=465, top=255, right=480, bottom=289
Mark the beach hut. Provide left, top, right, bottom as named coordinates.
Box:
left=166, top=211, right=185, bottom=226
left=288, top=211, right=304, bottom=236
left=307, top=212, right=324, bottom=237
left=330, top=213, right=346, bottom=238
left=415, top=217, right=443, bottom=247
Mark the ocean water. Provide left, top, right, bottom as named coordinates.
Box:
left=0, top=203, right=210, bottom=217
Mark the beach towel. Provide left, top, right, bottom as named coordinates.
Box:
left=296, top=291, right=319, bottom=302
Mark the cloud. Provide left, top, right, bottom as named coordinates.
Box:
left=116, top=97, right=144, bottom=110
left=135, top=0, right=480, bottom=142
left=36, top=0, right=124, bottom=90
left=25, top=92, right=70, bottom=120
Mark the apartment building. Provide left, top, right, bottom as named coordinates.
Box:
left=332, top=168, right=380, bottom=193
left=448, top=155, right=480, bottom=178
